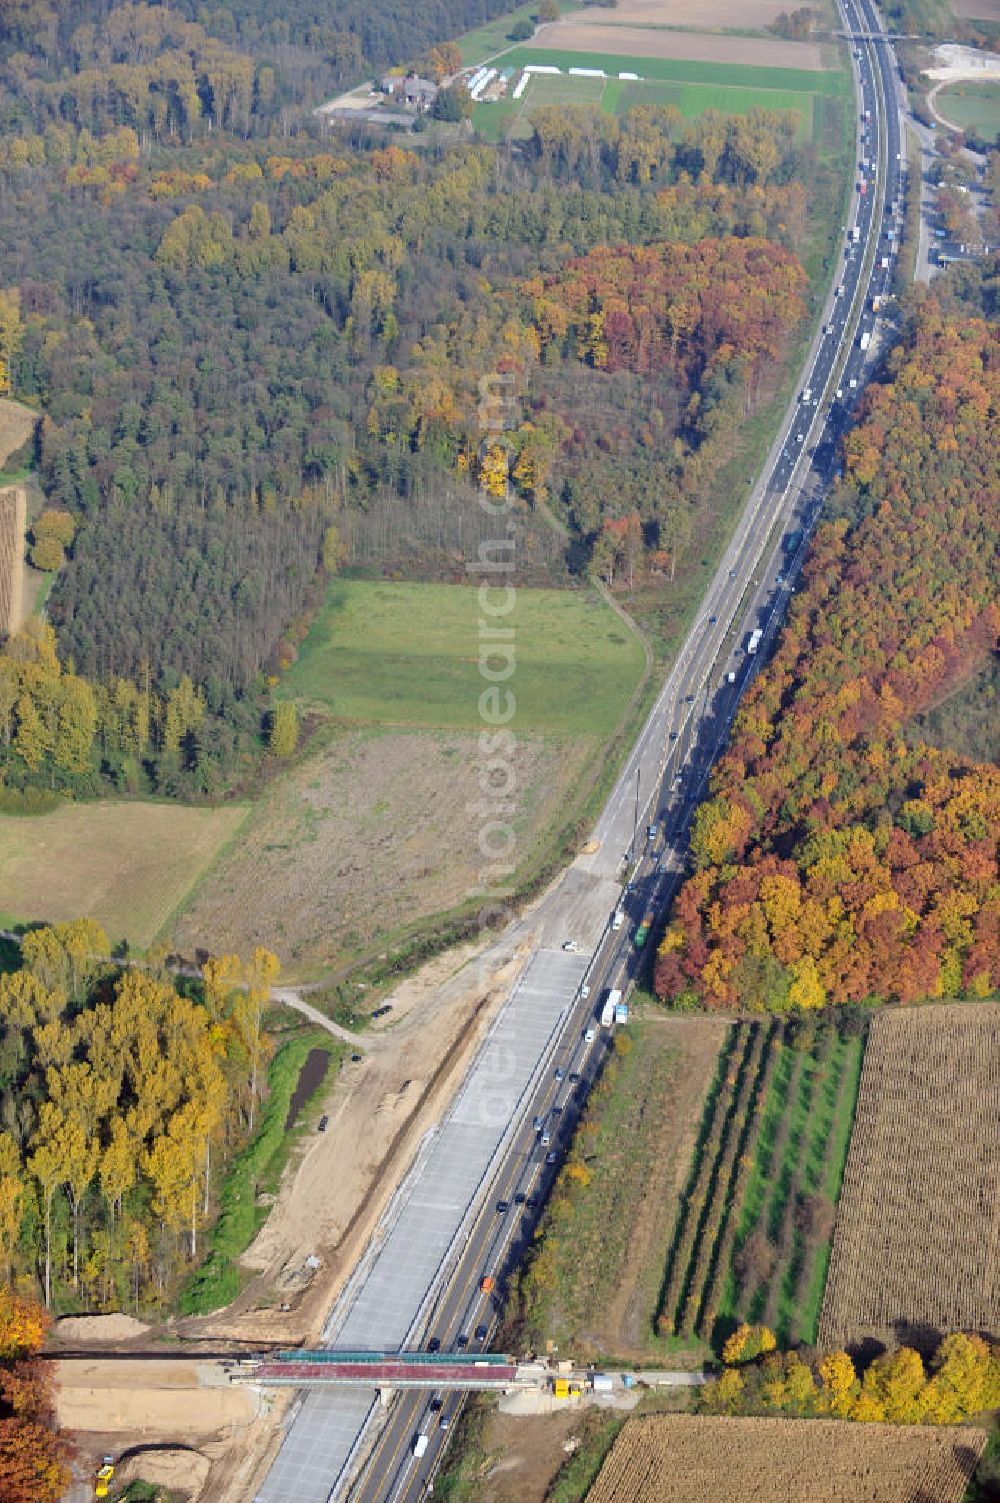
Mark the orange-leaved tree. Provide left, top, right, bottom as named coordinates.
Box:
left=0, top=1288, right=71, bottom=1503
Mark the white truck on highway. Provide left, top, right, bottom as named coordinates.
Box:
left=601, top=989, right=621, bottom=1027
left=747, top=628, right=763, bottom=656
left=859, top=330, right=872, bottom=351
left=413, top=1434, right=429, bottom=1458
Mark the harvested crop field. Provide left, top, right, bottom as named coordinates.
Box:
left=529, top=21, right=825, bottom=69
left=0, top=397, right=35, bottom=472
left=171, top=728, right=593, bottom=976
left=587, top=1415, right=987, bottom=1503
left=0, top=800, right=246, bottom=948
left=952, top=0, right=1000, bottom=18
left=819, top=1003, right=1000, bottom=1352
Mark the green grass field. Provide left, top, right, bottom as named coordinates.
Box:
left=474, top=46, right=845, bottom=141
left=612, top=76, right=815, bottom=134
left=501, top=46, right=851, bottom=96
left=719, top=1024, right=865, bottom=1347
left=455, top=0, right=580, bottom=67
left=279, top=580, right=646, bottom=737
left=936, top=80, right=1000, bottom=134
left=0, top=800, right=247, bottom=948
left=520, top=72, right=607, bottom=106
left=887, top=0, right=956, bottom=35
left=651, top=1016, right=865, bottom=1355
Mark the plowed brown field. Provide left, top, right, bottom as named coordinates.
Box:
left=563, top=0, right=802, bottom=27
left=819, top=1003, right=1000, bottom=1352
left=952, top=0, right=1000, bottom=18
left=528, top=21, right=825, bottom=69
left=588, top=1415, right=987, bottom=1503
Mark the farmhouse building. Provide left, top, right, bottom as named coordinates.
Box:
left=379, top=73, right=438, bottom=111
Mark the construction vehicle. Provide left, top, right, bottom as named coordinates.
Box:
left=95, top=1459, right=115, bottom=1498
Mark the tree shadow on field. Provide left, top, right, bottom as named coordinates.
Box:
left=0, top=934, right=21, bottom=975
left=710, top=1313, right=741, bottom=1356
left=890, top=1318, right=945, bottom=1358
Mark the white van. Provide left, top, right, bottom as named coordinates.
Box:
left=413, top=1434, right=429, bottom=1458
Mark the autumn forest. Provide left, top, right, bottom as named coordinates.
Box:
left=0, top=0, right=829, bottom=799
left=655, top=302, right=1000, bottom=1012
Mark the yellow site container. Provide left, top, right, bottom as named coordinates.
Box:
left=553, top=1378, right=570, bottom=1399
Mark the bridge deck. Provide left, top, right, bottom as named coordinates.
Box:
left=253, top=1360, right=518, bottom=1388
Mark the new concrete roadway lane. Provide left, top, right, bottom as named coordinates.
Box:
left=257, top=5, right=904, bottom=1499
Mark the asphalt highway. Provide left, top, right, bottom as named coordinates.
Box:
left=262, top=4, right=907, bottom=1498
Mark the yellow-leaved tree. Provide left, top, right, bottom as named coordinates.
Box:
left=0, top=287, right=22, bottom=394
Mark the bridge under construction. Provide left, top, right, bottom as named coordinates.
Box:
left=230, top=1350, right=520, bottom=1391
left=227, top=1349, right=707, bottom=1397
